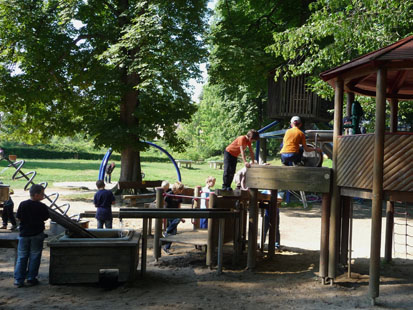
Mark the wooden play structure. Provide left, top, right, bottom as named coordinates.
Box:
left=319, top=35, right=413, bottom=304
left=268, top=72, right=333, bottom=122
left=245, top=166, right=332, bottom=269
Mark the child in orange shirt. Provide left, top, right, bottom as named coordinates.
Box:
left=222, top=129, right=259, bottom=190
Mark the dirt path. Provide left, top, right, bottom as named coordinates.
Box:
left=1, top=186, right=412, bottom=310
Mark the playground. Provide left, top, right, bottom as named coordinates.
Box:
left=0, top=11, right=412, bottom=308
left=0, top=185, right=413, bottom=309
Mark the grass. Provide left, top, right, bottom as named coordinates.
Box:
left=0, top=155, right=333, bottom=191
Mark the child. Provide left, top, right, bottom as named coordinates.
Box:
left=105, top=162, right=116, bottom=184
left=94, top=180, right=116, bottom=229
left=200, top=176, right=216, bottom=229
left=222, top=129, right=259, bottom=190
left=161, top=180, right=170, bottom=193
left=14, top=184, right=49, bottom=287
left=1, top=189, right=17, bottom=230
left=280, top=116, right=321, bottom=166
left=163, top=181, right=185, bottom=254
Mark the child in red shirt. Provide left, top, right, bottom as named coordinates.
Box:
left=222, top=129, right=259, bottom=190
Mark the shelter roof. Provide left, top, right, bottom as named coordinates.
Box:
left=320, top=36, right=413, bottom=99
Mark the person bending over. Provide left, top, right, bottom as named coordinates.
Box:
left=222, top=129, right=259, bottom=190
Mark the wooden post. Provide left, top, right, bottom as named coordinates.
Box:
left=206, top=192, right=216, bottom=268
left=153, top=187, right=163, bottom=261
left=319, top=193, right=331, bottom=284
left=259, top=137, right=267, bottom=164
left=268, top=190, right=278, bottom=258
left=193, top=186, right=201, bottom=229
left=217, top=218, right=225, bottom=274
left=369, top=67, right=386, bottom=303
left=141, top=217, right=148, bottom=276
left=328, top=78, right=344, bottom=282
left=389, top=98, right=398, bottom=133
left=385, top=202, right=394, bottom=263
left=346, top=92, right=355, bottom=135
left=340, top=197, right=351, bottom=266
left=233, top=204, right=241, bottom=265
left=385, top=98, right=398, bottom=263
left=247, top=188, right=259, bottom=270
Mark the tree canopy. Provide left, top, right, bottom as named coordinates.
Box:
left=0, top=0, right=209, bottom=180
left=267, top=0, right=413, bottom=99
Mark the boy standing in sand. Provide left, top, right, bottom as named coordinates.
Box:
left=14, top=184, right=49, bottom=288
left=94, top=180, right=116, bottom=229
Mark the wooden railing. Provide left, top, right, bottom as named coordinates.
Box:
left=336, top=133, right=413, bottom=191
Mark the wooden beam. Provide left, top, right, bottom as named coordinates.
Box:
left=329, top=78, right=344, bottom=282
left=247, top=188, right=259, bottom=270
left=389, top=71, right=407, bottom=95
left=245, top=166, right=332, bottom=193
left=369, top=67, right=387, bottom=303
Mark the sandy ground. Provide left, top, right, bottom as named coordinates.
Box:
left=1, top=184, right=413, bottom=310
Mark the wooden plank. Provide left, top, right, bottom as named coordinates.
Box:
left=51, top=255, right=132, bottom=265
left=245, top=166, right=332, bottom=193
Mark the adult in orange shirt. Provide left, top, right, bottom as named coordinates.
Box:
left=280, top=116, right=321, bottom=166
left=222, top=129, right=259, bottom=190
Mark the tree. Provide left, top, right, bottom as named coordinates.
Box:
left=0, top=0, right=209, bottom=181
left=178, top=83, right=260, bottom=159
left=208, top=0, right=312, bottom=98
left=267, top=0, right=413, bottom=100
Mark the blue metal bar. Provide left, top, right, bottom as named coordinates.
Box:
left=142, top=141, right=182, bottom=182
left=99, top=143, right=182, bottom=183
left=255, top=120, right=280, bottom=162
left=98, top=148, right=112, bottom=180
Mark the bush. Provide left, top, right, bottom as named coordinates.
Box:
left=0, top=145, right=121, bottom=161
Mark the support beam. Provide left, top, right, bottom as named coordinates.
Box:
left=268, top=189, right=278, bottom=258
left=340, top=197, right=351, bottom=266
left=346, top=92, right=355, bottom=135
left=319, top=193, right=331, bottom=283
left=328, top=78, right=344, bottom=280
left=247, top=188, right=259, bottom=270
left=153, top=187, right=163, bottom=261
left=369, top=67, right=387, bottom=302
left=385, top=98, right=398, bottom=263
left=206, top=193, right=216, bottom=268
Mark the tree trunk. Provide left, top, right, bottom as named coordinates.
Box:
left=117, top=0, right=143, bottom=182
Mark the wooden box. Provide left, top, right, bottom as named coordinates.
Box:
left=48, top=229, right=140, bottom=284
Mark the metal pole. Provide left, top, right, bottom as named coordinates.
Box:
left=369, top=67, right=386, bottom=304
left=329, top=78, right=344, bottom=283
left=247, top=188, right=259, bottom=270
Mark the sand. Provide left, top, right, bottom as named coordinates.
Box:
left=1, top=185, right=412, bottom=310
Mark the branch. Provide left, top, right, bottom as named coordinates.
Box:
left=247, top=2, right=281, bottom=32
left=102, top=1, right=119, bottom=17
